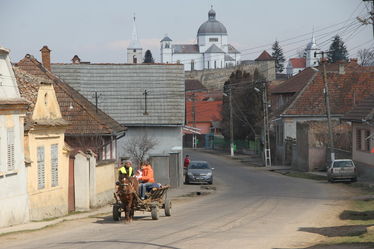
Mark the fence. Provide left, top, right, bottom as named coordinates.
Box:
left=212, top=136, right=261, bottom=154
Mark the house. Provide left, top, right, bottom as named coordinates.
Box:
left=0, top=47, right=29, bottom=227
left=15, top=67, right=70, bottom=220
left=342, top=94, right=374, bottom=176
left=51, top=55, right=185, bottom=187
left=286, top=58, right=306, bottom=76
left=184, top=79, right=222, bottom=148
left=271, top=60, right=374, bottom=165
left=15, top=48, right=126, bottom=212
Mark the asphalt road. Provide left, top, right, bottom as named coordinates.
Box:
left=1, top=150, right=356, bottom=249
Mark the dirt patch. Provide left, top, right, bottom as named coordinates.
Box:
left=299, top=225, right=369, bottom=237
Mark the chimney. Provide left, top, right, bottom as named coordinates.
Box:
left=40, top=46, right=51, bottom=71
left=338, top=63, right=345, bottom=74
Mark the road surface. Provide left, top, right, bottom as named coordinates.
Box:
left=0, top=150, right=355, bottom=249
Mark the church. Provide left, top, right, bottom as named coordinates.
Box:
left=160, top=7, right=241, bottom=71
left=286, top=35, right=322, bottom=76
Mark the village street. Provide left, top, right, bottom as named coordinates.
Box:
left=0, top=150, right=357, bottom=249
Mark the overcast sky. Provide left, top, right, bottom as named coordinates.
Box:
left=1, top=0, right=373, bottom=63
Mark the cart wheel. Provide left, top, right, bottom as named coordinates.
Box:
left=164, top=200, right=172, bottom=216
left=151, top=205, right=159, bottom=220
left=113, top=204, right=121, bottom=221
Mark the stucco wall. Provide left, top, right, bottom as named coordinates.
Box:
left=0, top=114, right=29, bottom=227
left=95, top=160, right=115, bottom=207
left=352, top=123, right=374, bottom=166
left=27, top=128, right=68, bottom=220
left=74, top=152, right=90, bottom=211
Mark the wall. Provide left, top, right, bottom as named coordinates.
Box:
left=352, top=123, right=373, bottom=166
left=118, top=126, right=183, bottom=164
left=0, top=114, right=29, bottom=227
left=95, top=160, right=116, bottom=207
left=150, top=155, right=170, bottom=185
left=185, top=60, right=275, bottom=90
left=27, top=127, right=68, bottom=220
left=293, top=122, right=309, bottom=171
left=74, top=152, right=90, bottom=211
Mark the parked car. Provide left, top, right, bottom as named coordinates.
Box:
left=327, top=159, right=357, bottom=182
left=185, top=161, right=214, bottom=185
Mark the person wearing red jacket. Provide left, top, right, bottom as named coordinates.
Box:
left=138, top=161, right=155, bottom=199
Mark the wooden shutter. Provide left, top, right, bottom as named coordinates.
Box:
left=7, top=128, right=15, bottom=171
left=51, top=144, right=58, bottom=187
left=37, top=146, right=45, bottom=189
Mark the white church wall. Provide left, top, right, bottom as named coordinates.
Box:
left=205, top=53, right=225, bottom=69
left=172, top=53, right=203, bottom=71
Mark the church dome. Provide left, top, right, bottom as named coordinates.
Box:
left=197, top=8, right=227, bottom=35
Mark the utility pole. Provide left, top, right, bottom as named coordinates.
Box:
left=363, top=0, right=374, bottom=38
left=262, top=81, right=271, bottom=167
left=93, top=91, right=102, bottom=113
left=192, top=92, right=197, bottom=149
left=229, top=87, right=234, bottom=157
left=315, top=51, right=335, bottom=162
left=143, top=90, right=149, bottom=115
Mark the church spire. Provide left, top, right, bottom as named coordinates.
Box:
left=128, top=13, right=142, bottom=49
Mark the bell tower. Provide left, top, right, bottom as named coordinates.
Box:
left=127, top=14, right=143, bottom=64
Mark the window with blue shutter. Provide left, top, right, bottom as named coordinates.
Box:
left=51, top=144, right=58, bottom=187
left=37, top=146, right=45, bottom=189
left=7, top=128, right=15, bottom=171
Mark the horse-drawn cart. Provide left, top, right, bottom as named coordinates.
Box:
left=113, top=185, right=171, bottom=221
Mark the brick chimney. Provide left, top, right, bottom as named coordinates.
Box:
left=40, top=45, right=51, bottom=71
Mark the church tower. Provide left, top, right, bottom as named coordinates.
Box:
left=305, top=34, right=321, bottom=67
left=160, top=35, right=172, bottom=63
left=127, top=15, right=142, bottom=64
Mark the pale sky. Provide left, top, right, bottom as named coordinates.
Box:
left=1, top=0, right=373, bottom=63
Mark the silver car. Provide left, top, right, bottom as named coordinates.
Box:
left=185, top=161, right=214, bottom=185
left=327, top=159, right=357, bottom=182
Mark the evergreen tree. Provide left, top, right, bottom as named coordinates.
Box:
left=143, top=50, right=154, bottom=63
left=271, top=40, right=285, bottom=73
left=328, top=35, right=349, bottom=63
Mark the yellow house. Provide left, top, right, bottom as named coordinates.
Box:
left=15, top=68, right=70, bottom=220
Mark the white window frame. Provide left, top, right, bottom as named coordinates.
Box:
left=37, top=146, right=45, bottom=189
left=51, top=144, right=58, bottom=187
left=7, top=128, right=15, bottom=171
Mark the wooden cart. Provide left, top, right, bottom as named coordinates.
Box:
left=113, top=185, right=171, bottom=221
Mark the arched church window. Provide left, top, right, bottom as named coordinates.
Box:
left=191, top=60, right=195, bottom=70
left=209, top=38, right=218, bottom=42
left=133, top=49, right=136, bottom=53
left=165, top=43, right=170, bottom=48
left=214, top=61, right=216, bottom=69
left=207, top=61, right=210, bottom=69
left=133, top=55, right=137, bottom=64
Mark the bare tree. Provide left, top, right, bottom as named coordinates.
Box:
left=358, top=48, right=374, bottom=66
left=123, top=134, right=158, bottom=167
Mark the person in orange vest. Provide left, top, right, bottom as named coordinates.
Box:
left=138, top=160, right=155, bottom=200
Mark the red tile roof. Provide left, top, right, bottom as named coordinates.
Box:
left=342, top=94, right=374, bottom=122
left=271, top=67, right=317, bottom=94
left=283, top=69, right=374, bottom=116
left=289, top=58, right=306, bottom=68
left=186, top=100, right=222, bottom=123
left=255, top=50, right=273, bottom=61
left=14, top=55, right=126, bottom=135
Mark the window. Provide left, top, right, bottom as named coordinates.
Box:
left=365, top=130, right=371, bottom=151
left=209, top=38, right=218, bottom=42
left=165, top=43, right=170, bottom=48
left=51, top=144, right=58, bottom=187
left=214, top=61, right=217, bottom=69
left=176, top=60, right=180, bottom=64
left=207, top=61, right=210, bottom=69
left=356, top=128, right=361, bottom=151
left=37, top=146, right=45, bottom=189
left=7, top=128, right=15, bottom=171
left=133, top=55, right=137, bottom=64
left=191, top=60, right=194, bottom=70
left=133, top=49, right=136, bottom=52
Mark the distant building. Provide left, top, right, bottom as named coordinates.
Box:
left=127, top=16, right=142, bottom=64
left=160, top=7, right=240, bottom=71
left=286, top=35, right=321, bottom=76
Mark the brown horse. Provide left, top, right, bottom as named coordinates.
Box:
left=117, top=176, right=139, bottom=223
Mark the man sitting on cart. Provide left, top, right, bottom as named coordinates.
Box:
left=138, top=161, right=156, bottom=200
left=118, top=159, right=134, bottom=181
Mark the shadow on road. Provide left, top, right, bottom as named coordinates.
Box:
left=340, top=210, right=374, bottom=220
left=91, top=214, right=154, bottom=224
left=298, top=224, right=370, bottom=237
left=274, top=242, right=374, bottom=249
left=58, top=239, right=180, bottom=249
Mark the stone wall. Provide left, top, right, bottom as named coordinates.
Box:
left=185, top=60, right=275, bottom=90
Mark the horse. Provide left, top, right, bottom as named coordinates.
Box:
left=116, top=176, right=139, bottom=223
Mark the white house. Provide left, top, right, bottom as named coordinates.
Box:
left=0, top=47, right=29, bottom=227
left=160, top=7, right=240, bottom=71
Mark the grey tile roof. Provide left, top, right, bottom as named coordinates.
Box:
left=224, top=54, right=235, bottom=61
left=228, top=44, right=240, bottom=54
left=161, top=36, right=172, bottom=42
left=51, top=64, right=185, bottom=126
left=205, top=44, right=224, bottom=53
left=172, top=44, right=199, bottom=54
